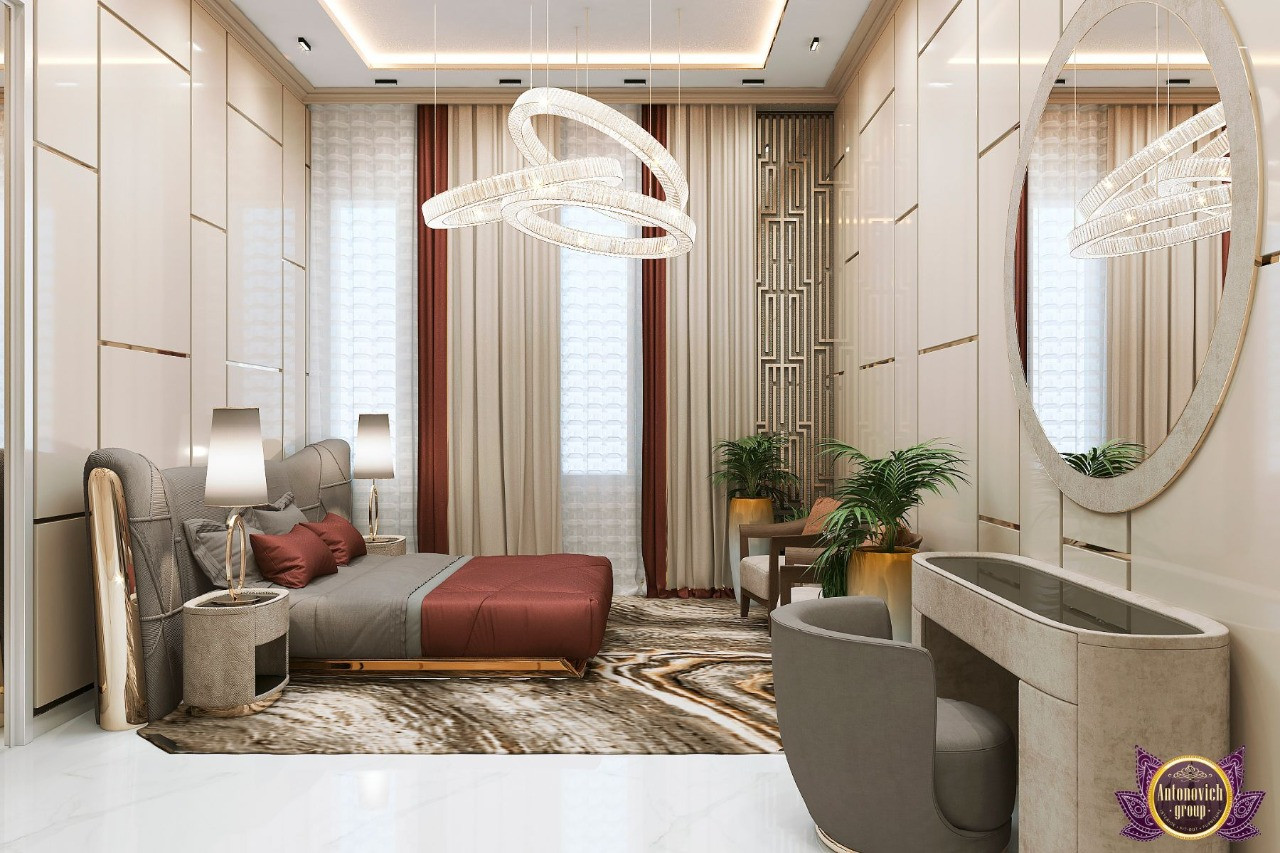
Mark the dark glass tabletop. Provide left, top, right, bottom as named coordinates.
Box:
left=925, top=556, right=1201, bottom=636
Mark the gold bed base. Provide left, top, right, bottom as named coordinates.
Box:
left=291, top=657, right=589, bottom=678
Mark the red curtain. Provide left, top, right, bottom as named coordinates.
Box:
left=416, top=105, right=450, bottom=553
left=640, top=105, right=669, bottom=597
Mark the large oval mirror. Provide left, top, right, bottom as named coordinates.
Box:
left=1007, top=0, right=1259, bottom=513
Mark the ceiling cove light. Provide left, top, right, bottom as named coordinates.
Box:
left=1069, top=103, right=1231, bottom=258
left=422, top=86, right=695, bottom=259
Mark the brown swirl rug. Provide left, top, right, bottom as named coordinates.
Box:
left=139, top=598, right=780, bottom=755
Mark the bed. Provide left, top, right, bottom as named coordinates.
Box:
left=84, top=440, right=613, bottom=722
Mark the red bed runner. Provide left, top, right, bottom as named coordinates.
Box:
left=420, top=554, right=613, bottom=660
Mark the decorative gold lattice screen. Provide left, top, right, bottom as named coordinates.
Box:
left=756, top=112, right=836, bottom=509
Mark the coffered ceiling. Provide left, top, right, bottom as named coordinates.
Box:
left=229, top=0, right=868, bottom=95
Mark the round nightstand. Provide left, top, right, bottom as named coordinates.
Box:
left=364, top=534, right=407, bottom=556
left=182, top=588, right=289, bottom=716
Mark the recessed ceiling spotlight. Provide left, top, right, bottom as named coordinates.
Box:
left=810, top=37, right=821, bottom=52
left=624, top=78, right=647, bottom=85
left=1054, top=77, right=1067, bottom=85
left=499, top=78, right=523, bottom=85
left=374, top=78, right=399, bottom=86
left=1167, top=77, right=1191, bottom=85
left=742, top=78, right=766, bottom=86
left=297, top=36, right=312, bottom=52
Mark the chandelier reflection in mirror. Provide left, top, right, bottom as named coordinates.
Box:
left=1069, top=101, right=1231, bottom=258
left=421, top=87, right=696, bottom=259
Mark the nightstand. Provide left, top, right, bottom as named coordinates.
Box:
left=182, top=588, right=289, bottom=716
left=364, top=534, right=407, bottom=556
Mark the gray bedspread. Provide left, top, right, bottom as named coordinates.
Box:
left=251, top=552, right=470, bottom=658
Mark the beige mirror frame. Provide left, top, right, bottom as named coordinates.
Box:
left=1005, top=0, right=1261, bottom=514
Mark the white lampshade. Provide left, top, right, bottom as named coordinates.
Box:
left=354, top=413, right=395, bottom=480
left=205, top=408, right=269, bottom=508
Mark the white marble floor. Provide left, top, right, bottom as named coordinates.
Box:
left=0, top=713, right=826, bottom=853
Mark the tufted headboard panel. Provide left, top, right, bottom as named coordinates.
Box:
left=83, top=439, right=352, bottom=720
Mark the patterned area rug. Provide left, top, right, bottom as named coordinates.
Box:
left=139, top=598, right=780, bottom=755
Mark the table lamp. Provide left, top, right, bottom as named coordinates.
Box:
left=354, top=413, right=394, bottom=539
left=205, top=407, right=269, bottom=605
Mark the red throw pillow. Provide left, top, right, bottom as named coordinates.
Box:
left=249, top=525, right=338, bottom=589
left=300, top=512, right=368, bottom=565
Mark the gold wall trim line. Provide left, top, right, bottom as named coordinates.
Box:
left=1256, top=251, right=1279, bottom=267
left=859, top=357, right=895, bottom=370
left=978, top=124, right=1021, bottom=159
left=823, top=150, right=849, bottom=183
left=100, top=341, right=190, bottom=359
left=919, top=335, right=977, bottom=355
left=858, top=89, right=896, bottom=136
left=228, top=103, right=284, bottom=147
left=845, top=251, right=859, bottom=264
left=227, top=360, right=284, bottom=373
left=35, top=512, right=86, bottom=525
left=1063, top=538, right=1132, bottom=561
left=190, top=214, right=227, bottom=234
left=978, top=515, right=1020, bottom=531
left=98, top=3, right=192, bottom=75
left=35, top=142, right=97, bottom=173
left=285, top=257, right=305, bottom=272
left=895, top=204, right=919, bottom=223
left=918, top=0, right=965, bottom=58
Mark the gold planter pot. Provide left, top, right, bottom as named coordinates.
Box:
left=846, top=547, right=918, bottom=642
left=726, top=497, right=774, bottom=601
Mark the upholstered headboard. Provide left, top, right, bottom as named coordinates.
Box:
left=83, top=439, right=352, bottom=720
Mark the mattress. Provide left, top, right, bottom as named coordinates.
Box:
left=254, top=552, right=613, bottom=662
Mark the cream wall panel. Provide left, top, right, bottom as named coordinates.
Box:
left=894, top=0, right=918, bottom=217
left=978, top=520, right=1019, bottom=555
left=856, top=362, right=894, bottom=457
left=228, top=365, right=284, bottom=460
left=916, top=342, right=977, bottom=550
left=191, top=3, right=228, bottom=228
left=836, top=255, right=858, bottom=443
left=190, top=221, right=227, bottom=463
left=1062, top=545, right=1128, bottom=590
left=34, top=520, right=95, bottom=708
left=1018, top=422, right=1062, bottom=565
left=977, top=133, right=1020, bottom=526
left=918, top=0, right=961, bottom=52
left=34, top=150, right=98, bottom=519
left=35, top=0, right=98, bottom=166
left=894, top=214, right=918, bottom=448
left=1020, top=0, right=1060, bottom=128
left=857, top=101, right=895, bottom=367
left=100, top=0, right=189, bottom=69
left=1228, top=0, right=1280, bottom=251
left=100, top=346, right=192, bottom=468
left=227, top=110, right=284, bottom=369
left=99, top=13, right=191, bottom=354
left=856, top=27, right=895, bottom=132
left=978, top=0, right=1020, bottom=151
left=1063, top=498, right=1128, bottom=554
left=917, top=0, right=978, bottom=350
left=227, top=37, right=283, bottom=142
left=283, top=94, right=307, bottom=266
left=283, top=262, right=307, bottom=455
left=1129, top=262, right=1280, bottom=818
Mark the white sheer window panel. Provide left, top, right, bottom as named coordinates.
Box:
left=558, top=105, right=645, bottom=596
left=308, top=104, right=419, bottom=550
left=1028, top=104, right=1109, bottom=455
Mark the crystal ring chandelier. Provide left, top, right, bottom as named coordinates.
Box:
left=420, top=86, right=694, bottom=259
left=1070, top=103, right=1231, bottom=259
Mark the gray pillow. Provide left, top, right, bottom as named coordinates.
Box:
left=246, top=491, right=308, bottom=535
left=184, top=517, right=265, bottom=589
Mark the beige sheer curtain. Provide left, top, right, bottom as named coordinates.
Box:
left=666, top=105, right=757, bottom=591
left=447, top=105, right=561, bottom=555
left=1106, top=104, right=1222, bottom=449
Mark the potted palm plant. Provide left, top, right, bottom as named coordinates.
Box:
left=711, top=432, right=799, bottom=600
left=812, top=440, right=968, bottom=640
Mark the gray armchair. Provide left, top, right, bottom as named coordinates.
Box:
left=772, top=597, right=1015, bottom=853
